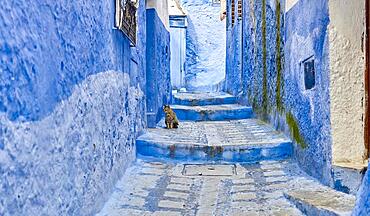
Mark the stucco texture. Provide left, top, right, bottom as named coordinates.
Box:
left=180, top=0, right=226, bottom=92
left=0, top=0, right=148, bottom=215
left=328, top=0, right=367, bottom=165
left=226, top=0, right=333, bottom=185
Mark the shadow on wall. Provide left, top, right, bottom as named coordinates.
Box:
left=146, top=8, right=172, bottom=127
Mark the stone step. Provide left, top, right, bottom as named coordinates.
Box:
left=136, top=119, right=293, bottom=162
left=284, top=188, right=356, bottom=216
left=171, top=104, right=253, bottom=121
left=173, top=92, right=237, bottom=106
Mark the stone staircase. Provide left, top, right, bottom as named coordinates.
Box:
left=132, top=92, right=357, bottom=216
left=90, top=91, right=360, bottom=216
left=137, top=92, right=293, bottom=162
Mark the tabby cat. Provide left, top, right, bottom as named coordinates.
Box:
left=163, top=105, right=179, bottom=129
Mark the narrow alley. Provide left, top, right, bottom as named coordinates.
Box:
left=0, top=0, right=369, bottom=216
left=97, top=92, right=355, bottom=215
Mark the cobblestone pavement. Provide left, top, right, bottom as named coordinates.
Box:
left=139, top=119, right=290, bottom=147
left=96, top=159, right=331, bottom=216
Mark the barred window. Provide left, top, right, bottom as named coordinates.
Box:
left=115, top=0, right=137, bottom=46
left=231, top=0, right=242, bottom=26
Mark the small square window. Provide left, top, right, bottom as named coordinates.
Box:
left=212, top=0, right=221, bottom=4
left=303, top=57, right=315, bottom=90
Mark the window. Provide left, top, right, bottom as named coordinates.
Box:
left=302, top=56, right=315, bottom=90
left=212, top=0, right=221, bottom=4
left=115, top=0, right=137, bottom=46
left=231, top=0, right=242, bottom=26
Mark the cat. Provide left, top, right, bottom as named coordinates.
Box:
left=163, top=105, right=179, bottom=129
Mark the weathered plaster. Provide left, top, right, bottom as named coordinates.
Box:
left=328, top=0, right=367, bottom=165
left=0, top=71, right=145, bottom=215
left=227, top=0, right=333, bottom=185
left=0, top=0, right=149, bottom=214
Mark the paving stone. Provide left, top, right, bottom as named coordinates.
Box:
left=163, top=191, right=189, bottom=199
left=140, top=168, right=165, bottom=175
left=170, top=177, right=193, bottom=184
left=271, top=208, right=305, bottom=216
left=232, top=192, right=257, bottom=201
left=232, top=178, right=255, bottom=184
left=97, top=208, right=152, bottom=216
left=265, top=176, right=289, bottom=183
left=158, top=200, right=186, bottom=209
left=197, top=178, right=221, bottom=215
left=228, top=209, right=261, bottom=216
left=260, top=163, right=282, bottom=170
left=264, top=183, right=289, bottom=190
left=97, top=159, right=355, bottom=216
left=284, top=189, right=356, bottom=216
left=262, top=191, right=284, bottom=199
left=231, top=184, right=256, bottom=193
left=183, top=164, right=236, bottom=176
left=153, top=211, right=182, bottom=216
left=263, top=170, right=286, bottom=177
left=167, top=183, right=191, bottom=191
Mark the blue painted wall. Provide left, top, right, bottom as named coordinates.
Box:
left=352, top=163, right=370, bottom=215
left=0, top=0, right=148, bottom=215
left=225, top=0, right=242, bottom=95
left=146, top=9, right=172, bottom=127
left=180, top=0, right=226, bottom=92
left=226, top=0, right=333, bottom=185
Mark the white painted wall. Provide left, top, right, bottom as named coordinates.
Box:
left=285, top=0, right=298, bottom=12
left=329, top=0, right=367, bottom=165
left=147, top=0, right=170, bottom=29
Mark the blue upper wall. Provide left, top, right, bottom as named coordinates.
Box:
left=0, top=0, right=148, bottom=215
left=226, top=0, right=333, bottom=185
left=0, top=0, right=144, bottom=121
left=146, top=8, right=172, bottom=127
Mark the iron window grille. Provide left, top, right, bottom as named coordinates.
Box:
left=115, top=0, right=137, bottom=46
left=231, top=0, right=242, bottom=26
